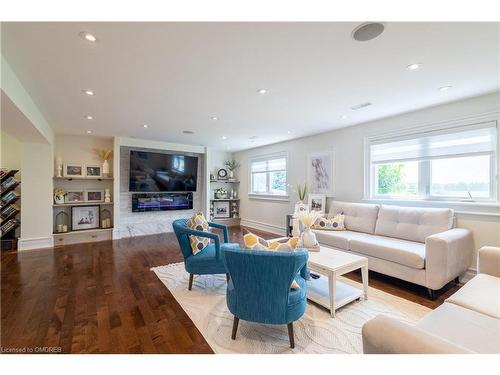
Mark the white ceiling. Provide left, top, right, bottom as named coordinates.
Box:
left=2, top=22, right=499, bottom=151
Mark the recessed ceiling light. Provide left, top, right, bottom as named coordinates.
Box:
left=183, top=130, right=194, bottom=134
left=287, top=131, right=292, bottom=134
left=86, top=130, right=92, bottom=134
left=86, top=115, right=93, bottom=120
left=143, top=124, right=148, bottom=128
left=406, top=63, right=422, bottom=71
left=257, top=89, right=267, bottom=94
left=439, top=85, right=452, bottom=92
left=79, top=32, right=97, bottom=42
left=341, top=115, right=348, bottom=120
left=221, top=136, right=227, bottom=140
left=211, top=116, right=218, bottom=121
left=82, top=89, right=95, bottom=96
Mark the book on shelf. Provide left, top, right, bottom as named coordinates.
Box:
left=1, top=219, right=20, bottom=237
left=1, top=190, right=20, bottom=205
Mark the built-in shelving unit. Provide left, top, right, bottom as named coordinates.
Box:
left=52, top=173, right=114, bottom=245
left=1, top=169, right=21, bottom=250
left=209, top=179, right=240, bottom=226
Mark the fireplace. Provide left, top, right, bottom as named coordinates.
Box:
left=131, top=192, right=193, bottom=212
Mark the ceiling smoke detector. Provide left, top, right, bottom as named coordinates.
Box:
left=352, top=22, right=385, bottom=42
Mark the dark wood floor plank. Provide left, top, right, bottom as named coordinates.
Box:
left=1, top=226, right=460, bottom=354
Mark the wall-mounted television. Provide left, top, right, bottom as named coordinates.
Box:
left=129, top=150, right=198, bottom=192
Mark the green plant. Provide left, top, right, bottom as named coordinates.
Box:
left=295, top=183, right=307, bottom=201
left=224, top=159, right=240, bottom=171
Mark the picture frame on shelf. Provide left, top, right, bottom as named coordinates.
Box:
left=85, top=189, right=104, bottom=202
left=85, top=165, right=102, bottom=178
left=213, top=201, right=230, bottom=218
left=308, top=193, right=326, bottom=213
left=65, top=190, right=85, bottom=203
left=64, top=163, right=84, bottom=178
left=71, top=205, right=100, bottom=231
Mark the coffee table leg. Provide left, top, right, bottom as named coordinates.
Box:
left=329, top=271, right=336, bottom=317
left=361, top=264, right=368, bottom=300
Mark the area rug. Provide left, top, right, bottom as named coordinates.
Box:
left=151, top=262, right=430, bottom=354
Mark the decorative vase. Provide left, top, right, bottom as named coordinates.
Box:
left=229, top=170, right=234, bottom=179
left=102, top=159, right=110, bottom=177
left=301, top=227, right=318, bottom=248
left=104, top=189, right=111, bottom=203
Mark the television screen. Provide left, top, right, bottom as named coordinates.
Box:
left=129, top=151, right=198, bottom=192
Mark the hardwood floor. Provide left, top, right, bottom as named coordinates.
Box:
left=1, top=226, right=461, bottom=354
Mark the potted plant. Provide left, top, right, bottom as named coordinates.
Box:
left=224, top=159, right=240, bottom=180
left=214, top=187, right=228, bottom=199
left=54, top=188, right=67, bottom=204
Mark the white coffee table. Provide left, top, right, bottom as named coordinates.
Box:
left=306, top=246, right=368, bottom=317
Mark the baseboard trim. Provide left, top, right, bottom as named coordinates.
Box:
left=240, top=218, right=286, bottom=236
left=18, top=236, right=54, bottom=251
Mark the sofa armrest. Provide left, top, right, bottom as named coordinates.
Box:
left=362, top=315, right=472, bottom=354
left=425, top=228, right=474, bottom=290
left=478, top=246, right=500, bottom=277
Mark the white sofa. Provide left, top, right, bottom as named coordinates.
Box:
left=361, top=246, right=500, bottom=354
left=313, top=201, right=474, bottom=299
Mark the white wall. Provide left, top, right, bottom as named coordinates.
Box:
left=18, top=142, right=54, bottom=250
left=1, top=130, right=22, bottom=171
left=235, top=92, right=500, bottom=270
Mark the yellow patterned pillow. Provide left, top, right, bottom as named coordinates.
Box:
left=243, top=231, right=301, bottom=289
left=312, top=214, right=346, bottom=231
left=187, top=213, right=210, bottom=255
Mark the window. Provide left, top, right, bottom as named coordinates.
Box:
left=249, top=153, right=288, bottom=197
left=368, top=122, right=497, bottom=201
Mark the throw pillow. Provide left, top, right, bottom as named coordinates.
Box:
left=242, top=230, right=301, bottom=289
left=187, top=212, right=210, bottom=255
left=312, top=213, right=346, bottom=231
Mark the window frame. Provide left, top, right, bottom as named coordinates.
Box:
left=248, top=152, right=289, bottom=200
left=365, top=120, right=498, bottom=203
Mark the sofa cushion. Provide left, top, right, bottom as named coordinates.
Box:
left=445, top=274, right=500, bottom=319
left=417, top=302, right=500, bottom=353
left=328, top=201, right=379, bottom=234
left=349, top=235, right=426, bottom=269
left=375, top=205, right=454, bottom=243
left=313, top=229, right=371, bottom=250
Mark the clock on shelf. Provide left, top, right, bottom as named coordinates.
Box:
left=217, top=168, right=228, bottom=180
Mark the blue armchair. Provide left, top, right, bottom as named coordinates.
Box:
left=222, top=247, right=309, bottom=348
left=172, top=218, right=240, bottom=290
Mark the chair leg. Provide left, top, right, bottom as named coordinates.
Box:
left=287, top=323, right=295, bottom=349
left=231, top=316, right=239, bottom=340
left=188, top=273, right=194, bottom=291
left=226, top=273, right=230, bottom=282
left=454, top=276, right=460, bottom=284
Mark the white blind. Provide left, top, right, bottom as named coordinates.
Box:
left=371, top=123, right=497, bottom=164
left=250, top=157, right=286, bottom=172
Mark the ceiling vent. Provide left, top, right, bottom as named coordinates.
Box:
left=352, top=22, right=385, bottom=42
left=351, top=102, right=373, bottom=110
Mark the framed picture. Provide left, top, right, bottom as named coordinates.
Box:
left=64, top=163, right=84, bottom=178
left=85, top=165, right=102, bottom=178
left=308, top=194, right=326, bottom=213
left=85, top=189, right=104, bottom=202
left=307, top=150, right=335, bottom=197
left=65, top=190, right=85, bottom=203
left=213, top=201, right=230, bottom=218
left=71, top=205, right=100, bottom=231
